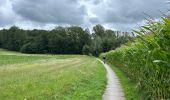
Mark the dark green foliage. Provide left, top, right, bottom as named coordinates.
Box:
left=48, top=27, right=67, bottom=54
left=20, top=42, right=37, bottom=53
left=91, top=25, right=132, bottom=56
left=82, top=45, right=92, bottom=55
left=92, top=24, right=105, bottom=37
left=66, top=26, right=90, bottom=54
left=0, top=26, right=26, bottom=51
left=20, top=30, right=49, bottom=53
left=47, top=26, right=91, bottom=54
left=91, top=36, right=103, bottom=56
left=0, top=26, right=91, bottom=54
left=100, top=18, right=170, bottom=99
left=0, top=25, right=131, bottom=55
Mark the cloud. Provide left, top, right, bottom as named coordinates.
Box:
left=89, top=17, right=100, bottom=24
left=11, top=0, right=87, bottom=25
left=0, top=0, right=168, bottom=31
left=91, top=0, right=167, bottom=24
left=0, top=0, right=18, bottom=26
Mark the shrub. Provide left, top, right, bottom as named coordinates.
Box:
left=20, top=43, right=37, bottom=53
left=82, top=45, right=92, bottom=55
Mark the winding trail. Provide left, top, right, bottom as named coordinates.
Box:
left=97, top=59, right=125, bottom=100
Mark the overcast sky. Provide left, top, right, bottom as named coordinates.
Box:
left=0, top=0, right=168, bottom=31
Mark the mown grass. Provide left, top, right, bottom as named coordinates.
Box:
left=0, top=49, right=21, bottom=55
left=0, top=49, right=80, bottom=66
left=0, top=49, right=106, bottom=100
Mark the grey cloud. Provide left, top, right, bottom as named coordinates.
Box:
left=0, top=0, right=17, bottom=26
left=0, top=0, right=168, bottom=31
left=93, top=0, right=167, bottom=24
left=92, top=0, right=103, bottom=5
left=0, top=0, right=6, bottom=7
left=11, top=0, right=87, bottom=25
left=89, top=17, right=100, bottom=24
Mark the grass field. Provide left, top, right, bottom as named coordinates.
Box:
left=0, top=49, right=106, bottom=100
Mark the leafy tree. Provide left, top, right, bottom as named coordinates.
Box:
left=92, top=24, right=105, bottom=37
left=48, top=26, right=67, bottom=54
left=82, top=45, right=92, bottom=55
left=2, top=26, right=26, bottom=51
left=20, top=42, right=37, bottom=53
left=66, top=26, right=91, bottom=54
left=0, top=25, right=132, bottom=55
left=92, top=36, right=103, bottom=56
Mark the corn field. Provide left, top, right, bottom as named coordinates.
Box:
left=100, top=18, right=170, bottom=99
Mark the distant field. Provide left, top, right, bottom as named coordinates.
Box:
left=0, top=49, right=78, bottom=66
left=0, top=49, right=106, bottom=100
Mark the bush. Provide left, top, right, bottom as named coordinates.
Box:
left=100, top=18, right=170, bottom=99
left=82, top=45, right=92, bottom=55
left=20, top=43, right=37, bottom=53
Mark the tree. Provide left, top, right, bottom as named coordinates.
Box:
left=3, top=26, right=26, bottom=51
left=33, top=32, right=48, bottom=53
left=92, top=36, right=103, bottom=56
left=102, top=37, right=115, bottom=52
left=0, top=25, right=132, bottom=55
left=48, top=26, right=68, bottom=54
left=66, top=26, right=91, bottom=54
left=82, top=45, right=92, bottom=55
left=92, top=24, right=105, bottom=37
left=20, top=42, right=37, bottom=53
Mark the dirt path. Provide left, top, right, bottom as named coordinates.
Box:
left=97, top=59, right=125, bottom=100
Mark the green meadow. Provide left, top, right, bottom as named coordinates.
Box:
left=0, top=49, right=106, bottom=100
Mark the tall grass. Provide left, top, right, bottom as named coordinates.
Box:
left=100, top=18, right=170, bottom=99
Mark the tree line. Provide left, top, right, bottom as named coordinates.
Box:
left=0, top=24, right=133, bottom=56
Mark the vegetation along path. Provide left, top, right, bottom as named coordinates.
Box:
left=97, top=59, right=125, bottom=100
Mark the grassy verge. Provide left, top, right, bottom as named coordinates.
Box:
left=107, top=62, right=141, bottom=100
left=0, top=49, right=106, bottom=100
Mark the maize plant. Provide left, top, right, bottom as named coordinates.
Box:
left=100, top=18, right=170, bottom=99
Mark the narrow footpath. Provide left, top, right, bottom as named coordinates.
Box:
left=97, top=59, right=125, bottom=100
